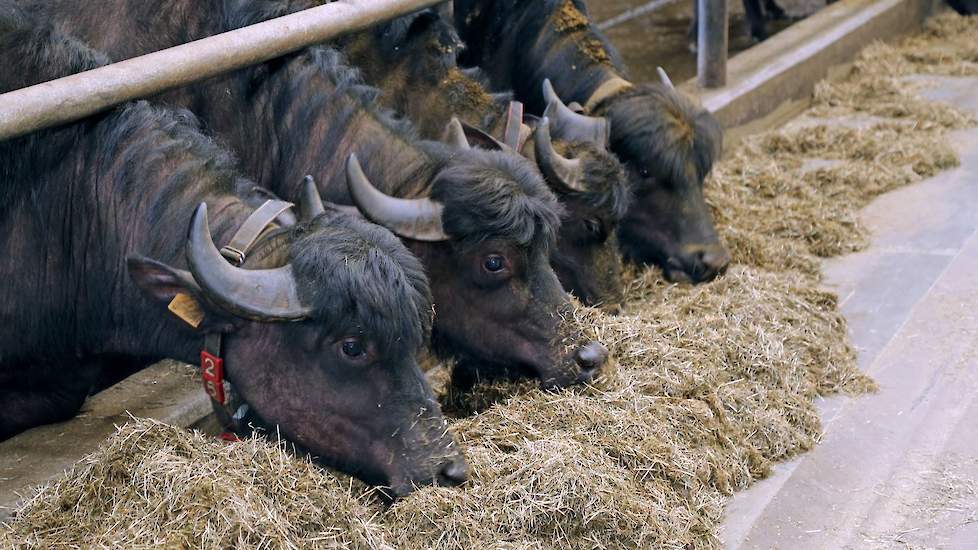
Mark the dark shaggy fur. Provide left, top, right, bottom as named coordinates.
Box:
left=250, top=44, right=561, bottom=251
left=558, top=142, right=631, bottom=223
left=223, top=0, right=302, bottom=29
left=600, top=84, right=723, bottom=193
left=453, top=0, right=623, bottom=111
left=0, top=6, right=107, bottom=87
left=264, top=41, right=422, bottom=143
left=289, top=210, right=433, bottom=353
left=426, top=145, right=561, bottom=248
left=0, top=13, right=109, bottom=210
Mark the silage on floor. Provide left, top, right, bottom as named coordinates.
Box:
left=2, top=12, right=976, bottom=550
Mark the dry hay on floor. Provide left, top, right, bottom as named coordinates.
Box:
left=711, top=13, right=977, bottom=275
left=0, top=418, right=390, bottom=550
left=3, top=13, right=977, bottom=550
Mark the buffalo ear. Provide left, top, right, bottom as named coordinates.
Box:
left=127, top=255, right=237, bottom=333
left=460, top=121, right=510, bottom=152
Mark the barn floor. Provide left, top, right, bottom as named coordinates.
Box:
left=589, top=0, right=831, bottom=84
left=721, top=75, right=978, bottom=549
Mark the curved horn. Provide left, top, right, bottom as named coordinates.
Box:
left=186, top=203, right=311, bottom=322
left=534, top=117, right=586, bottom=194
left=345, top=154, right=450, bottom=242
left=299, top=175, right=325, bottom=221
left=442, top=117, right=471, bottom=150
left=657, top=66, right=674, bottom=90
left=542, top=79, right=610, bottom=148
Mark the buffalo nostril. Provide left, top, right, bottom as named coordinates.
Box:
left=575, top=341, right=609, bottom=373
left=439, top=458, right=469, bottom=486
left=683, top=245, right=731, bottom=282
left=700, top=247, right=731, bottom=274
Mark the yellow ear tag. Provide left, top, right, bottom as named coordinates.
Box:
left=168, top=293, right=205, bottom=328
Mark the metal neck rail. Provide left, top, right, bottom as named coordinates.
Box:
left=0, top=0, right=446, bottom=141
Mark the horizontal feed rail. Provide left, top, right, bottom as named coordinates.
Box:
left=0, top=0, right=446, bottom=141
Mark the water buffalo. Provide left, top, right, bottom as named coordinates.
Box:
left=452, top=0, right=731, bottom=283
left=22, top=0, right=610, bottom=388
left=0, top=10, right=465, bottom=497
left=338, top=9, right=630, bottom=311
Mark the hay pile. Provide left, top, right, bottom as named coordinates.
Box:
left=712, top=12, right=976, bottom=273
left=0, top=418, right=390, bottom=549
left=3, top=13, right=976, bottom=550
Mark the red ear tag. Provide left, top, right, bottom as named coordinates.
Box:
left=200, top=350, right=226, bottom=405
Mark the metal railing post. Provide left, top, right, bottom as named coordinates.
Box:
left=697, top=0, right=728, bottom=88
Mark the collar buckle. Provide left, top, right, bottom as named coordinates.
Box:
left=219, top=245, right=247, bottom=266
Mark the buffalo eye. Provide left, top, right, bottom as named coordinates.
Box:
left=340, top=338, right=365, bottom=358
left=483, top=254, right=506, bottom=273
left=584, top=218, right=601, bottom=235
left=639, top=168, right=651, bottom=179
left=584, top=218, right=608, bottom=243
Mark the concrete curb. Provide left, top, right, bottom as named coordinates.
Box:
left=0, top=361, right=209, bottom=519
left=682, top=0, right=941, bottom=129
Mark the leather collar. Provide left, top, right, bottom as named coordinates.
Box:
left=584, top=77, right=634, bottom=113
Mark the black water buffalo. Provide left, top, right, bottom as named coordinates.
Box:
left=0, top=10, right=465, bottom=497
left=452, top=0, right=731, bottom=284
left=23, top=0, right=610, bottom=388
left=339, top=11, right=630, bottom=311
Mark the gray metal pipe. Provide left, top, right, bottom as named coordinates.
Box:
left=0, top=0, right=445, bottom=141
left=697, top=0, right=728, bottom=88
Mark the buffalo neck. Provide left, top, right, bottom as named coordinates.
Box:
left=87, top=115, right=260, bottom=365
left=450, top=0, right=621, bottom=111
left=0, top=104, right=263, bottom=368
left=21, top=0, right=226, bottom=56
left=215, top=48, right=441, bottom=205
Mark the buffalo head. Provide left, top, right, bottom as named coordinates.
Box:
left=345, top=147, right=609, bottom=390
left=128, top=192, right=465, bottom=498
left=528, top=89, right=630, bottom=313
left=451, top=107, right=629, bottom=314
left=597, top=72, right=730, bottom=283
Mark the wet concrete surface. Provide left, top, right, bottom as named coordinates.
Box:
left=590, top=0, right=831, bottom=83
left=721, top=75, right=978, bottom=549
